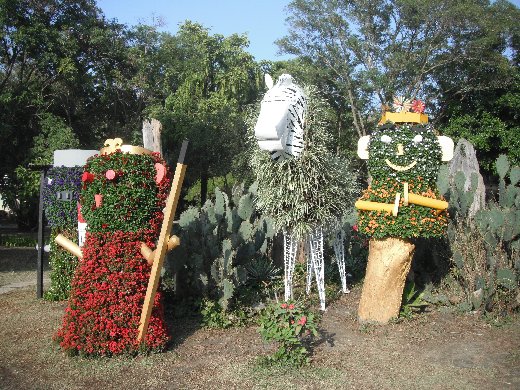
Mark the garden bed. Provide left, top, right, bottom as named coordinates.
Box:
left=0, top=246, right=518, bottom=389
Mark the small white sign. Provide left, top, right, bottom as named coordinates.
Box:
left=78, top=222, right=87, bottom=247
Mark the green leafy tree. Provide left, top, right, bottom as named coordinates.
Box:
left=277, top=0, right=519, bottom=141
left=439, top=65, right=520, bottom=174
left=149, top=22, right=263, bottom=205
left=0, top=0, right=135, bottom=227
left=3, top=114, right=79, bottom=229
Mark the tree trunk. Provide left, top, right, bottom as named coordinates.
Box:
left=358, top=237, right=415, bottom=323
left=142, top=118, right=162, bottom=155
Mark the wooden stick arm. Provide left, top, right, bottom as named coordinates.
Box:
left=140, top=235, right=180, bottom=266
left=408, top=193, right=448, bottom=210
left=138, top=140, right=188, bottom=344
left=55, top=234, right=83, bottom=259
left=355, top=200, right=394, bottom=214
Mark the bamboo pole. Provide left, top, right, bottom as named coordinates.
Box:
left=408, top=193, right=448, bottom=210
left=355, top=200, right=394, bottom=214
left=137, top=141, right=188, bottom=343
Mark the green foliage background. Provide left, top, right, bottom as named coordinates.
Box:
left=45, top=228, right=79, bottom=301
left=1, top=0, right=519, bottom=228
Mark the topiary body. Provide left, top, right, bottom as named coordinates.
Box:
left=357, top=123, right=449, bottom=238
left=55, top=151, right=171, bottom=356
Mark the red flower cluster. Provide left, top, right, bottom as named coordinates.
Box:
left=411, top=99, right=426, bottom=114
left=54, top=152, right=171, bottom=356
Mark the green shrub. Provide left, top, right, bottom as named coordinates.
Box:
left=42, top=166, right=83, bottom=301
left=400, top=281, right=429, bottom=319
left=257, top=300, right=319, bottom=367
left=44, top=228, right=79, bottom=301
left=200, top=299, right=233, bottom=329
left=0, top=234, right=38, bottom=247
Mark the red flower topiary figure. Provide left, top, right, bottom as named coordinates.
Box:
left=54, top=140, right=172, bottom=356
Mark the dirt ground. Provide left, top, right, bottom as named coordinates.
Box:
left=1, top=247, right=519, bottom=390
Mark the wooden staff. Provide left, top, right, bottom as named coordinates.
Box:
left=137, top=140, right=188, bottom=343
left=55, top=234, right=83, bottom=259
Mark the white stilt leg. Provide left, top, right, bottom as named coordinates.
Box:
left=333, top=227, right=349, bottom=293
left=305, top=238, right=313, bottom=295
left=283, top=232, right=298, bottom=301
left=308, top=227, right=326, bottom=310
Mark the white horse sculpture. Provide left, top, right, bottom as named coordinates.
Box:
left=254, top=74, right=307, bottom=161
left=254, top=74, right=348, bottom=310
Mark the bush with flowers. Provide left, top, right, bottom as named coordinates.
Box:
left=258, top=300, right=319, bottom=366
left=54, top=150, right=172, bottom=356
left=42, top=166, right=83, bottom=301
left=43, top=166, right=83, bottom=228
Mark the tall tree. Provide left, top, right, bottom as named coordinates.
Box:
left=0, top=0, right=135, bottom=227
left=277, top=0, right=519, bottom=138
left=434, top=1, right=520, bottom=174
left=149, top=22, right=262, bottom=205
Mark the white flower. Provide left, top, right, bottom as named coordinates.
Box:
left=392, top=96, right=412, bottom=112
left=381, top=135, right=392, bottom=143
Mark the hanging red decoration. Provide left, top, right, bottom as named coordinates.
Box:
left=81, top=171, right=94, bottom=183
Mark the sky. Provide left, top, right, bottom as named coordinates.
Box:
left=95, top=0, right=294, bottom=62
left=96, top=0, right=520, bottom=62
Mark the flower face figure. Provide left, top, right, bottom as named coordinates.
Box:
left=369, top=124, right=440, bottom=182
left=355, top=121, right=454, bottom=239
left=358, top=123, right=453, bottom=183
left=80, top=152, right=168, bottom=233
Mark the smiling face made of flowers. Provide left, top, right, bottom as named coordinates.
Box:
left=367, top=123, right=442, bottom=183
left=355, top=122, right=453, bottom=239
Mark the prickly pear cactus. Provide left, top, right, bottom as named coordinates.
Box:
left=446, top=154, right=519, bottom=311
left=474, top=156, right=520, bottom=254
left=170, top=183, right=275, bottom=310
left=54, top=149, right=171, bottom=356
